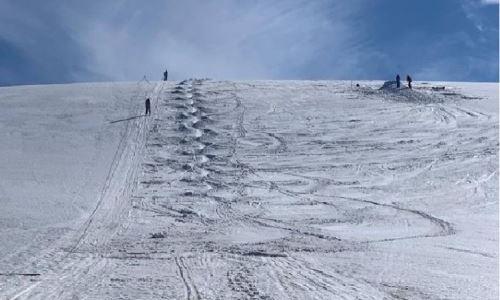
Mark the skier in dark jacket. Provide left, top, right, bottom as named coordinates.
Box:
left=406, top=75, right=412, bottom=89
left=396, top=74, right=401, bottom=88
left=163, top=69, right=168, bottom=81
left=145, top=98, right=151, bottom=116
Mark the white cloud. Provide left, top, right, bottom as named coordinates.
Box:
left=1, top=0, right=496, bottom=83
left=480, top=0, right=499, bottom=5
left=57, top=0, right=363, bottom=81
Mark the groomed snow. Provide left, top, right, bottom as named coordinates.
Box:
left=0, top=80, right=497, bottom=299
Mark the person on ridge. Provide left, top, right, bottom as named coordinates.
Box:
left=163, top=69, right=168, bottom=81
left=406, top=75, right=413, bottom=89
left=145, top=98, right=151, bottom=116
left=396, top=74, right=401, bottom=88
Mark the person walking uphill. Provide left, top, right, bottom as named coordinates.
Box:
left=406, top=75, right=413, bottom=89
left=163, top=69, right=168, bottom=81
left=396, top=74, right=401, bottom=88
left=145, top=98, right=151, bottom=116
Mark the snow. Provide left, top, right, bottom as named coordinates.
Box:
left=0, top=79, right=497, bottom=299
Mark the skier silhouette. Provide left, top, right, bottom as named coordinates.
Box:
left=145, top=98, right=151, bottom=116
left=406, top=75, right=412, bottom=89
left=396, top=74, right=401, bottom=88
left=163, top=69, right=168, bottom=81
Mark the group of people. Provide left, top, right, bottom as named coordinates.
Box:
left=147, top=69, right=414, bottom=116
left=396, top=74, right=412, bottom=89
left=144, top=68, right=169, bottom=116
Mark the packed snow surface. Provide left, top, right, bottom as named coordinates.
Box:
left=0, top=80, right=498, bottom=299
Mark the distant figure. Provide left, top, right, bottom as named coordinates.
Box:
left=163, top=69, right=168, bottom=81
left=406, top=75, right=412, bottom=89
left=355, top=83, right=360, bottom=87
left=396, top=74, right=401, bottom=88
left=145, top=98, right=151, bottom=116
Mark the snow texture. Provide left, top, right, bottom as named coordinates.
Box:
left=0, top=80, right=498, bottom=299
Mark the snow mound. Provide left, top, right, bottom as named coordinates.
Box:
left=377, top=80, right=444, bottom=103
left=379, top=80, right=399, bottom=90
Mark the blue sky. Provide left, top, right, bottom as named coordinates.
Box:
left=0, top=0, right=498, bottom=86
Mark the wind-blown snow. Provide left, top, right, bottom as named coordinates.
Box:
left=0, top=80, right=497, bottom=299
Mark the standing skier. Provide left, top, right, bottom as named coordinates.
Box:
left=145, top=98, right=151, bottom=116
left=406, top=75, right=413, bottom=89
left=396, top=74, right=401, bottom=88
left=163, top=69, right=168, bottom=81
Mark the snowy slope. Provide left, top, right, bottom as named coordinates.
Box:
left=0, top=80, right=497, bottom=299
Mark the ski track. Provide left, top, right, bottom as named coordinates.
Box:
left=3, top=80, right=498, bottom=299
left=4, top=82, right=166, bottom=299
